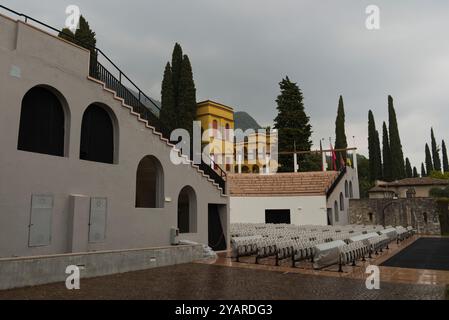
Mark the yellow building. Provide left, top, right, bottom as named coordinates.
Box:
left=196, top=100, right=275, bottom=174
left=197, top=100, right=235, bottom=172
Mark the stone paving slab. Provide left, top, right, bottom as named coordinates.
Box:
left=0, top=263, right=445, bottom=300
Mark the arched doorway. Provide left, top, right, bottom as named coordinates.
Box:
left=178, top=186, right=197, bottom=234
left=135, top=155, right=165, bottom=208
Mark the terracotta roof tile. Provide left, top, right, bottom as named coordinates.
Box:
left=228, top=171, right=340, bottom=197
left=370, top=177, right=449, bottom=192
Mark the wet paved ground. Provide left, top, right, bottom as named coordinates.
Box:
left=0, top=263, right=445, bottom=300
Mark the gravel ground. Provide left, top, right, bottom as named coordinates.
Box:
left=0, top=263, right=445, bottom=300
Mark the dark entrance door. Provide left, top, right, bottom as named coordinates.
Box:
left=208, top=204, right=227, bottom=251
left=265, top=210, right=291, bottom=224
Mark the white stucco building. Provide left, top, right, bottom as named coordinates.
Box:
left=0, top=11, right=229, bottom=259
left=229, top=168, right=360, bottom=226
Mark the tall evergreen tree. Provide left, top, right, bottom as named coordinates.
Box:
left=442, top=140, right=449, bottom=172
left=160, top=43, right=197, bottom=140
left=160, top=63, right=176, bottom=132
left=382, top=122, right=393, bottom=181
left=58, top=16, right=97, bottom=68
left=405, top=158, right=413, bottom=178
left=335, top=96, right=348, bottom=169
left=178, top=55, right=197, bottom=136
left=421, top=163, right=426, bottom=177
left=274, top=77, right=312, bottom=172
left=413, top=167, right=419, bottom=178
left=431, top=128, right=441, bottom=172
left=425, top=143, right=434, bottom=175
left=368, top=110, right=382, bottom=181
left=171, top=43, right=184, bottom=108
left=388, top=96, right=405, bottom=179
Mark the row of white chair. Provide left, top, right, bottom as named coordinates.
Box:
left=338, top=241, right=371, bottom=272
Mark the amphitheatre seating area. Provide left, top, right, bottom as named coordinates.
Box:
left=230, top=223, right=416, bottom=272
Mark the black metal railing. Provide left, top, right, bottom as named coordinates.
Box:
left=0, top=4, right=226, bottom=193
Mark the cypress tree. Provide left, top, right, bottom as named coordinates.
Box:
left=368, top=110, right=382, bottom=181
left=405, top=158, right=413, bottom=178
left=431, top=128, right=441, bottom=172
left=335, top=96, right=348, bottom=169
left=160, top=63, right=176, bottom=132
left=171, top=43, right=184, bottom=108
left=421, top=163, right=426, bottom=177
left=413, top=167, right=419, bottom=178
left=425, top=143, right=433, bottom=175
left=178, top=55, right=197, bottom=136
left=58, top=16, right=97, bottom=69
left=382, top=122, right=393, bottom=181
left=274, top=77, right=312, bottom=172
left=160, top=44, right=197, bottom=140
left=442, top=140, right=449, bottom=172
left=388, top=96, right=405, bottom=179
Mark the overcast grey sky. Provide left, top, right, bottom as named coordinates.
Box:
left=2, top=0, right=449, bottom=169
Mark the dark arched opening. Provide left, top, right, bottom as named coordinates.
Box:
left=135, top=155, right=164, bottom=208
left=80, top=103, right=115, bottom=164
left=18, top=86, right=66, bottom=157
left=178, top=186, right=197, bottom=234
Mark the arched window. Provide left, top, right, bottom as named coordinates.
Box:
left=212, top=120, right=218, bottom=138
left=18, top=86, right=67, bottom=157
left=244, top=147, right=248, bottom=161
left=340, top=193, right=345, bottom=211
left=252, top=165, right=260, bottom=174
left=369, top=212, right=374, bottom=223
left=345, top=181, right=349, bottom=198
left=225, top=123, right=230, bottom=140
left=80, top=103, right=115, bottom=164
left=242, top=166, right=250, bottom=174
left=349, top=181, right=354, bottom=198
left=423, top=212, right=428, bottom=224
left=135, top=155, right=164, bottom=208
left=178, top=186, right=197, bottom=234
left=334, top=201, right=339, bottom=223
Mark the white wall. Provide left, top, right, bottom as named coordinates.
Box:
left=230, top=195, right=328, bottom=226
left=0, top=15, right=228, bottom=258
left=326, top=167, right=360, bottom=226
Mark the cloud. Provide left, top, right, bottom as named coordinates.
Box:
left=2, top=0, right=448, bottom=168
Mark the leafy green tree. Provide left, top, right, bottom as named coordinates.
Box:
left=442, top=140, right=449, bottom=172
left=431, top=128, right=442, bottom=172
left=382, top=122, right=393, bottom=181
left=274, top=77, right=313, bottom=172
left=335, top=96, right=348, bottom=169
left=425, top=143, right=434, bottom=176
left=368, top=110, right=382, bottom=181
left=405, top=158, right=413, bottom=178
left=357, top=154, right=372, bottom=198
left=413, top=167, right=419, bottom=178
left=388, top=96, right=405, bottom=179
